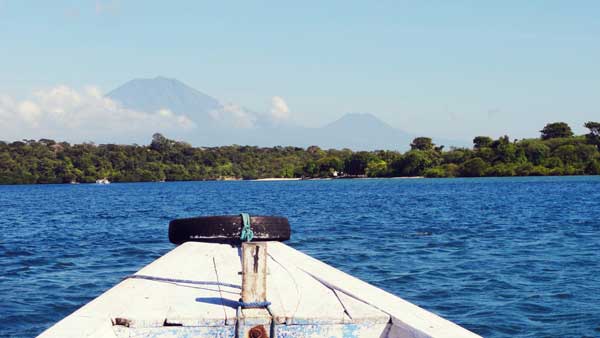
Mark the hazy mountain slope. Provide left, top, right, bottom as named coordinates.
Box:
left=105, top=77, right=465, bottom=150
left=315, top=113, right=413, bottom=150
left=106, top=76, right=221, bottom=124
left=194, top=114, right=413, bottom=150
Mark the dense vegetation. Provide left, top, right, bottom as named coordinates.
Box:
left=1, top=122, right=599, bottom=184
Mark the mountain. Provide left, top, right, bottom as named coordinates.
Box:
left=106, top=76, right=252, bottom=129
left=196, top=113, right=416, bottom=150
left=323, top=112, right=393, bottom=131
left=105, top=77, right=464, bottom=150
left=107, top=77, right=223, bottom=126
left=316, top=113, right=413, bottom=149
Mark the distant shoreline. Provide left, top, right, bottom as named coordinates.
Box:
left=0, top=176, right=428, bottom=185
left=252, top=176, right=425, bottom=181
left=2, top=126, right=599, bottom=185
left=2, top=175, right=599, bottom=186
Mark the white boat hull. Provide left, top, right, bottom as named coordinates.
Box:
left=38, top=242, right=480, bottom=338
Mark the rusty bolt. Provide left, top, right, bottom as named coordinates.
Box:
left=112, top=317, right=131, bottom=327
left=248, top=325, right=268, bottom=338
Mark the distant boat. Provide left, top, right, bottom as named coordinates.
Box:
left=95, top=178, right=110, bottom=185
left=69, top=180, right=79, bottom=185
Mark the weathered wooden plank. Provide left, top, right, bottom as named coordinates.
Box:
left=112, top=326, right=235, bottom=337
left=241, top=242, right=268, bottom=304
left=211, top=240, right=273, bottom=334
left=39, top=241, right=478, bottom=338
left=38, top=243, right=236, bottom=337
left=159, top=242, right=238, bottom=326
left=274, top=322, right=391, bottom=338
left=208, top=242, right=243, bottom=326
left=334, top=289, right=389, bottom=324
left=238, top=308, right=272, bottom=338
left=37, top=313, right=118, bottom=338
left=266, top=245, right=350, bottom=325
left=122, top=242, right=234, bottom=327
left=267, top=242, right=481, bottom=338
left=264, top=254, right=297, bottom=324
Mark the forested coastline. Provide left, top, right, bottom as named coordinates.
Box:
left=1, top=122, right=599, bottom=184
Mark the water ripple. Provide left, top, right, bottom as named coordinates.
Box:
left=1, top=176, right=600, bottom=337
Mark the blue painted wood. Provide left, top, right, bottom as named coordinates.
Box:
left=274, top=322, right=390, bottom=337
left=114, top=321, right=390, bottom=338
left=113, top=325, right=236, bottom=338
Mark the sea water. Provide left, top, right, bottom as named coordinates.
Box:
left=1, top=177, right=600, bottom=337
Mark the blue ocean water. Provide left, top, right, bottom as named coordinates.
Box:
left=1, top=177, right=600, bottom=338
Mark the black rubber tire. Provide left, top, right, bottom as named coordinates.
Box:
left=169, top=215, right=291, bottom=245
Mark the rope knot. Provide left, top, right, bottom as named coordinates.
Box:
left=240, top=213, right=254, bottom=242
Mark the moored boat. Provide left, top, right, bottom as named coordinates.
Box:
left=38, top=215, right=480, bottom=338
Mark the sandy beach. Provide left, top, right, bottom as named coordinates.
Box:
left=252, top=178, right=302, bottom=181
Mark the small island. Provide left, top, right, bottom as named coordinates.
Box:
left=0, top=121, right=598, bottom=185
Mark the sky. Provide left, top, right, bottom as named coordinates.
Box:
left=1, top=0, right=599, bottom=142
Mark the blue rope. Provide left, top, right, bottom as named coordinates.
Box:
left=239, top=300, right=271, bottom=308
left=240, top=213, right=254, bottom=242
left=236, top=300, right=273, bottom=337
left=124, top=274, right=241, bottom=289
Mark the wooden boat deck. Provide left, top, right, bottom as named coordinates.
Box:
left=38, top=242, right=480, bottom=338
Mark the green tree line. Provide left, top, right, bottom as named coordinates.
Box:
left=1, top=122, right=599, bottom=184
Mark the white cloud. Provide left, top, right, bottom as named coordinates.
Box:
left=18, top=101, right=42, bottom=126
left=269, top=96, right=291, bottom=122
left=209, top=103, right=257, bottom=129
left=0, top=95, right=17, bottom=125
left=0, top=85, right=195, bottom=142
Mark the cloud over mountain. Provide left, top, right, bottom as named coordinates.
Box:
left=269, top=96, right=291, bottom=122
left=0, top=77, right=465, bottom=150
left=0, top=85, right=194, bottom=143
left=106, top=76, right=261, bottom=129
left=209, top=102, right=257, bottom=129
